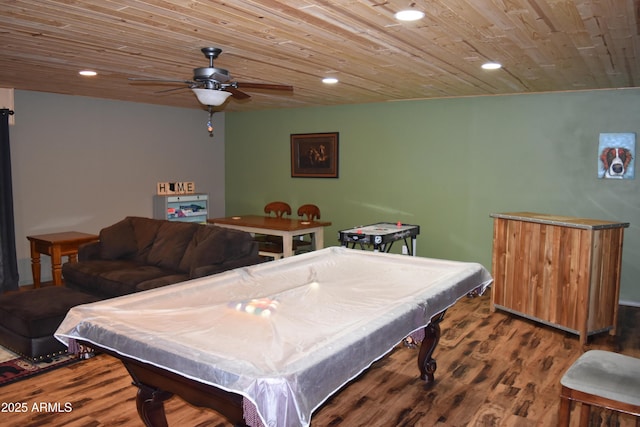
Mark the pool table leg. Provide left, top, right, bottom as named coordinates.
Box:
left=418, top=311, right=446, bottom=384
left=135, top=382, right=173, bottom=427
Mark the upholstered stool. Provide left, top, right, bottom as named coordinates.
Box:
left=0, top=286, right=99, bottom=360
left=559, top=350, right=640, bottom=427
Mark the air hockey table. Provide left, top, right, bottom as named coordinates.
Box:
left=338, top=222, right=420, bottom=255
left=56, top=247, right=491, bottom=427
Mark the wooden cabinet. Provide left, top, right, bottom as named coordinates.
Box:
left=490, top=212, right=628, bottom=344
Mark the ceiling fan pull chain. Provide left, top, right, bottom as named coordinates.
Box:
left=207, top=107, right=214, bottom=137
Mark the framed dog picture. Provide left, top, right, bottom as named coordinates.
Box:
left=598, top=133, right=635, bottom=179
left=291, top=132, right=339, bottom=178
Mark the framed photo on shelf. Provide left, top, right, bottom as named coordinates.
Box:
left=290, top=132, right=339, bottom=178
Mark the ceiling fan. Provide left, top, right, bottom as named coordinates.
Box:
left=129, top=47, right=294, bottom=107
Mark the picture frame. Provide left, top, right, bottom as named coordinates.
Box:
left=597, top=133, right=635, bottom=180
left=291, top=132, right=339, bottom=178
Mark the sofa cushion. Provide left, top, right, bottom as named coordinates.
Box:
left=191, top=252, right=261, bottom=279
left=99, top=218, right=137, bottom=260
left=136, top=274, right=190, bottom=292
left=179, top=226, right=226, bottom=273
left=63, top=259, right=178, bottom=298
left=221, top=228, right=257, bottom=260
left=128, top=216, right=163, bottom=263
left=147, top=221, right=199, bottom=271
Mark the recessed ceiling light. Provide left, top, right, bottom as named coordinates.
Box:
left=394, top=10, right=425, bottom=21
left=79, top=70, right=97, bottom=76
left=481, top=62, right=502, bottom=70
left=322, top=77, right=338, bottom=84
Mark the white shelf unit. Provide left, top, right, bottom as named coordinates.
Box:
left=153, top=193, right=209, bottom=223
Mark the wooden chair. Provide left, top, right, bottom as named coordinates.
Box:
left=294, top=204, right=321, bottom=253
left=559, top=350, right=640, bottom=427
left=297, top=204, right=321, bottom=221
left=257, top=201, right=292, bottom=260
left=264, top=201, right=291, bottom=218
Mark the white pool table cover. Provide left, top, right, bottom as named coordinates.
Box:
left=56, top=247, right=492, bottom=427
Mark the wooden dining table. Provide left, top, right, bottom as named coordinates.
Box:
left=208, top=215, right=332, bottom=258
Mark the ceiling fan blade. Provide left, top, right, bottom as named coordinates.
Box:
left=225, top=87, right=251, bottom=100
left=235, top=82, right=294, bottom=92
left=155, top=87, right=190, bottom=94
left=129, top=77, right=195, bottom=84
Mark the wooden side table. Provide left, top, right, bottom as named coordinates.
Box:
left=27, top=231, right=99, bottom=287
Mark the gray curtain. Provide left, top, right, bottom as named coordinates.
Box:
left=0, top=109, right=18, bottom=292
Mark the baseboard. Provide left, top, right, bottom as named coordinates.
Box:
left=619, top=299, right=640, bottom=308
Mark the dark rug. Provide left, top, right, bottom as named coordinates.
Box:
left=0, top=345, right=80, bottom=387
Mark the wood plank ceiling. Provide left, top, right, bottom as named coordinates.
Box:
left=1, top=0, right=638, bottom=112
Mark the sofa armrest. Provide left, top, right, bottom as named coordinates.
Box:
left=78, top=241, right=102, bottom=261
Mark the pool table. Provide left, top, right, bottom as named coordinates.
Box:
left=56, top=247, right=492, bottom=427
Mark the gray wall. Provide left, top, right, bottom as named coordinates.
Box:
left=225, top=89, right=640, bottom=304
left=10, top=90, right=225, bottom=285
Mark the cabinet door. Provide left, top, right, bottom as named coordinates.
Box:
left=491, top=218, right=591, bottom=330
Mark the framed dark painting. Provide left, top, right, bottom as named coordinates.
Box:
left=291, top=132, right=339, bottom=178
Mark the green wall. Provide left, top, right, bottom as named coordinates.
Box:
left=225, top=89, right=640, bottom=303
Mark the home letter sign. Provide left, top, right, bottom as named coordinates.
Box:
left=156, top=182, right=195, bottom=195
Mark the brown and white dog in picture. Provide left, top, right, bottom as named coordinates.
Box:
left=600, top=147, right=633, bottom=179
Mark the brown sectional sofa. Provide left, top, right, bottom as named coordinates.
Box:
left=0, top=217, right=261, bottom=360
left=62, top=216, right=262, bottom=299
left=0, top=217, right=262, bottom=359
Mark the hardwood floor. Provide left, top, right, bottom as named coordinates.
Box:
left=0, top=293, right=637, bottom=427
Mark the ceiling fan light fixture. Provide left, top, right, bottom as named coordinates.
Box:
left=394, top=9, right=425, bottom=21
left=192, top=88, right=232, bottom=106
